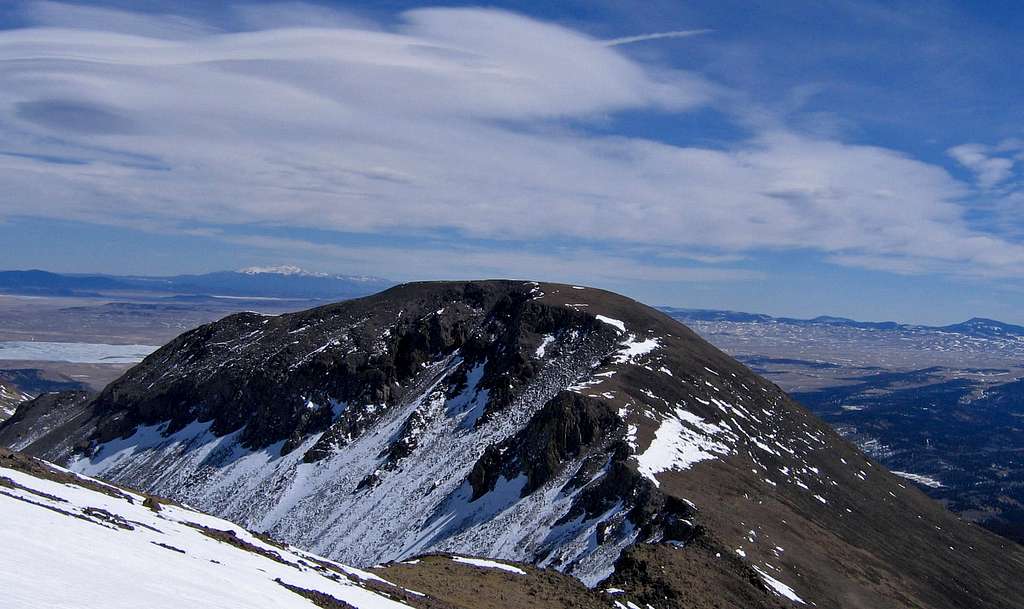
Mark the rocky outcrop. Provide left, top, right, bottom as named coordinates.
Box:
left=469, top=392, right=622, bottom=500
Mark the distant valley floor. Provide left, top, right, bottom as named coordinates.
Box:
left=667, top=310, right=1024, bottom=545
left=0, top=292, right=320, bottom=420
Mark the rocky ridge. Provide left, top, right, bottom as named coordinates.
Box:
left=0, top=380, right=31, bottom=420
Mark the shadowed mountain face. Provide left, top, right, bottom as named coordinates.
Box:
left=3, top=280, right=1024, bottom=609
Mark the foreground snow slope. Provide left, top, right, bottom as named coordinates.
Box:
left=0, top=447, right=639, bottom=609
left=0, top=449, right=421, bottom=609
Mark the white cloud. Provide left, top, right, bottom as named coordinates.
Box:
left=231, top=2, right=382, bottom=32
left=0, top=3, right=1023, bottom=280
left=948, top=143, right=1016, bottom=189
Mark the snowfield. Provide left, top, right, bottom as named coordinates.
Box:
left=0, top=462, right=418, bottom=609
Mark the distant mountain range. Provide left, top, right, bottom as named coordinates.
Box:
left=660, top=307, right=1024, bottom=340
left=5, top=270, right=1021, bottom=341
left=0, top=267, right=393, bottom=300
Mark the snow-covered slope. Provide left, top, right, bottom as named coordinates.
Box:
left=4, top=281, right=1024, bottom=609
left=0, top=448, right=424, bottom=609
left=1, top=447, right=639, bottom=609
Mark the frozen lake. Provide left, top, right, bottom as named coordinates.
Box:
left=0, top=341, right=159, bottom=364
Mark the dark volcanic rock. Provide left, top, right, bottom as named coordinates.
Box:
left=0, top=390, right=94, bottom=454
left=82, top=283, right=529, bottom=455
left=469, top=391, right=622, bottom=500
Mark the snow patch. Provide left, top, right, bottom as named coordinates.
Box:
left=613, top=337, right=660, bottom=364
left=451, top=556, right=526, bottom=575
left=535, top=334, right=555, bottom=358
left=595, top=315, right=626, bottom=332
left=892, top=471, right=944, bottom=488
left=635, top=408, right=732, bottom=486
left=752, top=566, right=805, bottom=604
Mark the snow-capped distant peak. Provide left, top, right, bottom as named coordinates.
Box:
left=238, top=265, right=327, bottom=277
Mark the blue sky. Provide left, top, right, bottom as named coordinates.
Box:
left=0, top=1, right=1022, bottom=324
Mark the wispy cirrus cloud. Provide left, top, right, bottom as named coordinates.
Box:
left=1, top=1, right=1023, bottom=283
left=19, top=0, right=218, bottom=39
left=604, top=29, right=713, bottom=46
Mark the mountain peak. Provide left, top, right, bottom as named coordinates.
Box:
left=943, top=317, right=1024, bottom=337
left=4, top=279, right=1023, bottom=608
left=238, top=264, right=326, bottom=277
left=961, top=317, right=1008, bottom=326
